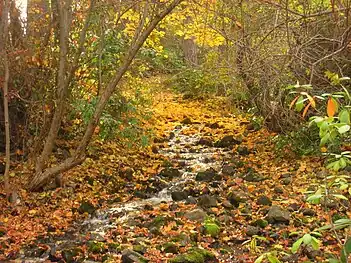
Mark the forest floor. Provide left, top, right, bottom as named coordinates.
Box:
left=0, top=88, right=350, bottom=263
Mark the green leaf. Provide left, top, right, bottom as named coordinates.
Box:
left=303, top=234, right=312, bottom=245
left=267, top=254, right=281, bottom=263
left=306, top=194, right=322, bottom=203
left=338, top=125, right=350, bottom=134
left=254, top=254, right=265, bottom=263
left=339, top=110, right=350, bottom=124
left=344, top=237, right=351, bottom=253
left=332, top=194, right=349, bottom=200
left=320, top=133, right=330, bottom=146
left=291, top=237, right=304, bottom=253
left=295, top=96, right=305, bottom=112
left=311, top=237, right=320, bottom=250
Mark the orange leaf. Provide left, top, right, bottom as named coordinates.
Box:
left=289, top=95, right=300, bottom=109
left=302, top=101, right=312, bottom=118
left=327, top=97, right=338, bottom=117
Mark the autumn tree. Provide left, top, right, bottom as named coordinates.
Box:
left=28, top=0, right=183, bottom=191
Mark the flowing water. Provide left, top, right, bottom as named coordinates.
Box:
left=14, top=123, right=232, bottom=262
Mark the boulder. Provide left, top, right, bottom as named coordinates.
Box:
left=257, top=195, right=272, bottom=206
left=197, top=137, right=213, bottom=147
left=266, top=205, right=290, bottom=224
left=214, top=135, right=242, bottom=148
left=197, top=195, right=217, bottom=208
left=237, top=146, right=250, bottom=156
left=222, top=165, right=236, bottom=176
left=227, top=191, right=248, bottom=207
left=78, top=201, right=96, bottom=214
left=122, top=249, right=149, bottom=263
left=246, top=226, right=260, bottom=236
left=195, top=168, right=220, bottom=182
left=159, top=168, right=181, bottom=179
left=181, top=117, right=192, bottom=125
left=171, top=191, right=188, bottom=201
left=184, top=209, right=207, bottom=222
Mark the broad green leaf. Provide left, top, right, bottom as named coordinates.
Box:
left=295, top=96, right=305, bottom=112
left=291, top=237, right=304, bottom=253
left=306, top=194, right=322, bottom=203
left=303, top=234, right=312, bottom=244
left=311, top=237, right=320, bottom=250
left=338, top=125, right=350, bottom=134
left=339, top=110, right=350, bottom=124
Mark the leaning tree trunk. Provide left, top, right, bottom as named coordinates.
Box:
left=34, top=0, right=72, bottom=175
left=34, top=0, right=94, bottom=176
left=0, top=0, right=11, bottom=196
left=28, top=0, right=184, bottom=191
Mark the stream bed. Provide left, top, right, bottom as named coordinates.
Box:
left=13, top=122, right=239, bottom=263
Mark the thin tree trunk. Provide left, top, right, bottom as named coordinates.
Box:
left=34, top=0, right=94, bottom=175
left=1, top=0, right=11, bottom=196
left=28, top=0, right=183, bottom=191
left=34, top=0, right=72, bottom=175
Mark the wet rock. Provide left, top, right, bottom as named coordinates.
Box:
left=78, top=201, right=96, bottom=214
left=172, top=191, right=188, bottom=201
left=197, top=195, right=217, bottom=208
left=184, top=209, right=207, bottom=222
left=144, top=204, right=154, bottom=211
left=266, top=205, right=290, bottom=224
left=185, top=197, right=197, bottom=205
left=195, top=168, right=220, bottom=182
left=237, top=146, right=250, bottom=156
left=316, top=170, right=328, bottom=179
left=214, top=135, right=242, bottom=148
left=197, top=137, right=213, bottom=147
left=246, top=226, right=260, bottom=236
left=181, top=117, right=192, bottom=125
left=257, top=195, right=272, bottom=206
left=154, top=136, right=167, bottom=143
left=205, top=122, right=220, bottom=129
left=305, top=245, right=322, bottom=260
left=89, top=232, right=105, bottom=242
left=159, top=168, right=181, bottom=179
left=243, top=171, right=266, bottom=182
left=169, top=248, right=217, bottom=263
left=288, top=203, right=299, bottom=212
left=87, top=241, right=106, bottom=253
left=134, top=190, right=148, bottom=199
left=122, top=249, right=149, bottom=263
left=227, top=191, right=248, bottom=207
left=151, top=145, right=159, bottom=154
left=133, top=244, right=147, bottom=255
left=252, top=219, right=268, bottom=228
left=302, top=208, right=316, bottom=216
left=47, top=225, right=56, bottom=233
left=203, top=220, right=221, bottom=237
left=282, top=177, right=292, bottom=185
left=222, top=200, right=233, bottom=209
left=169, top=132, right=176, bottom=140
left=163, top=242, right=178, bottom=254
left=222, top=165, right=236, bottom=176
left=274, top=187, right=284, bottom=194
left=62, top=247, right=83, bottom=263
left=147, top=216, right=168, bottom=230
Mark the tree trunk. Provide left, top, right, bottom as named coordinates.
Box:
left=1, top=0, right=11, bottom=196
left=28, top=0, right=183, bottom=191
left=34, top=0, right=72, bottom=175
